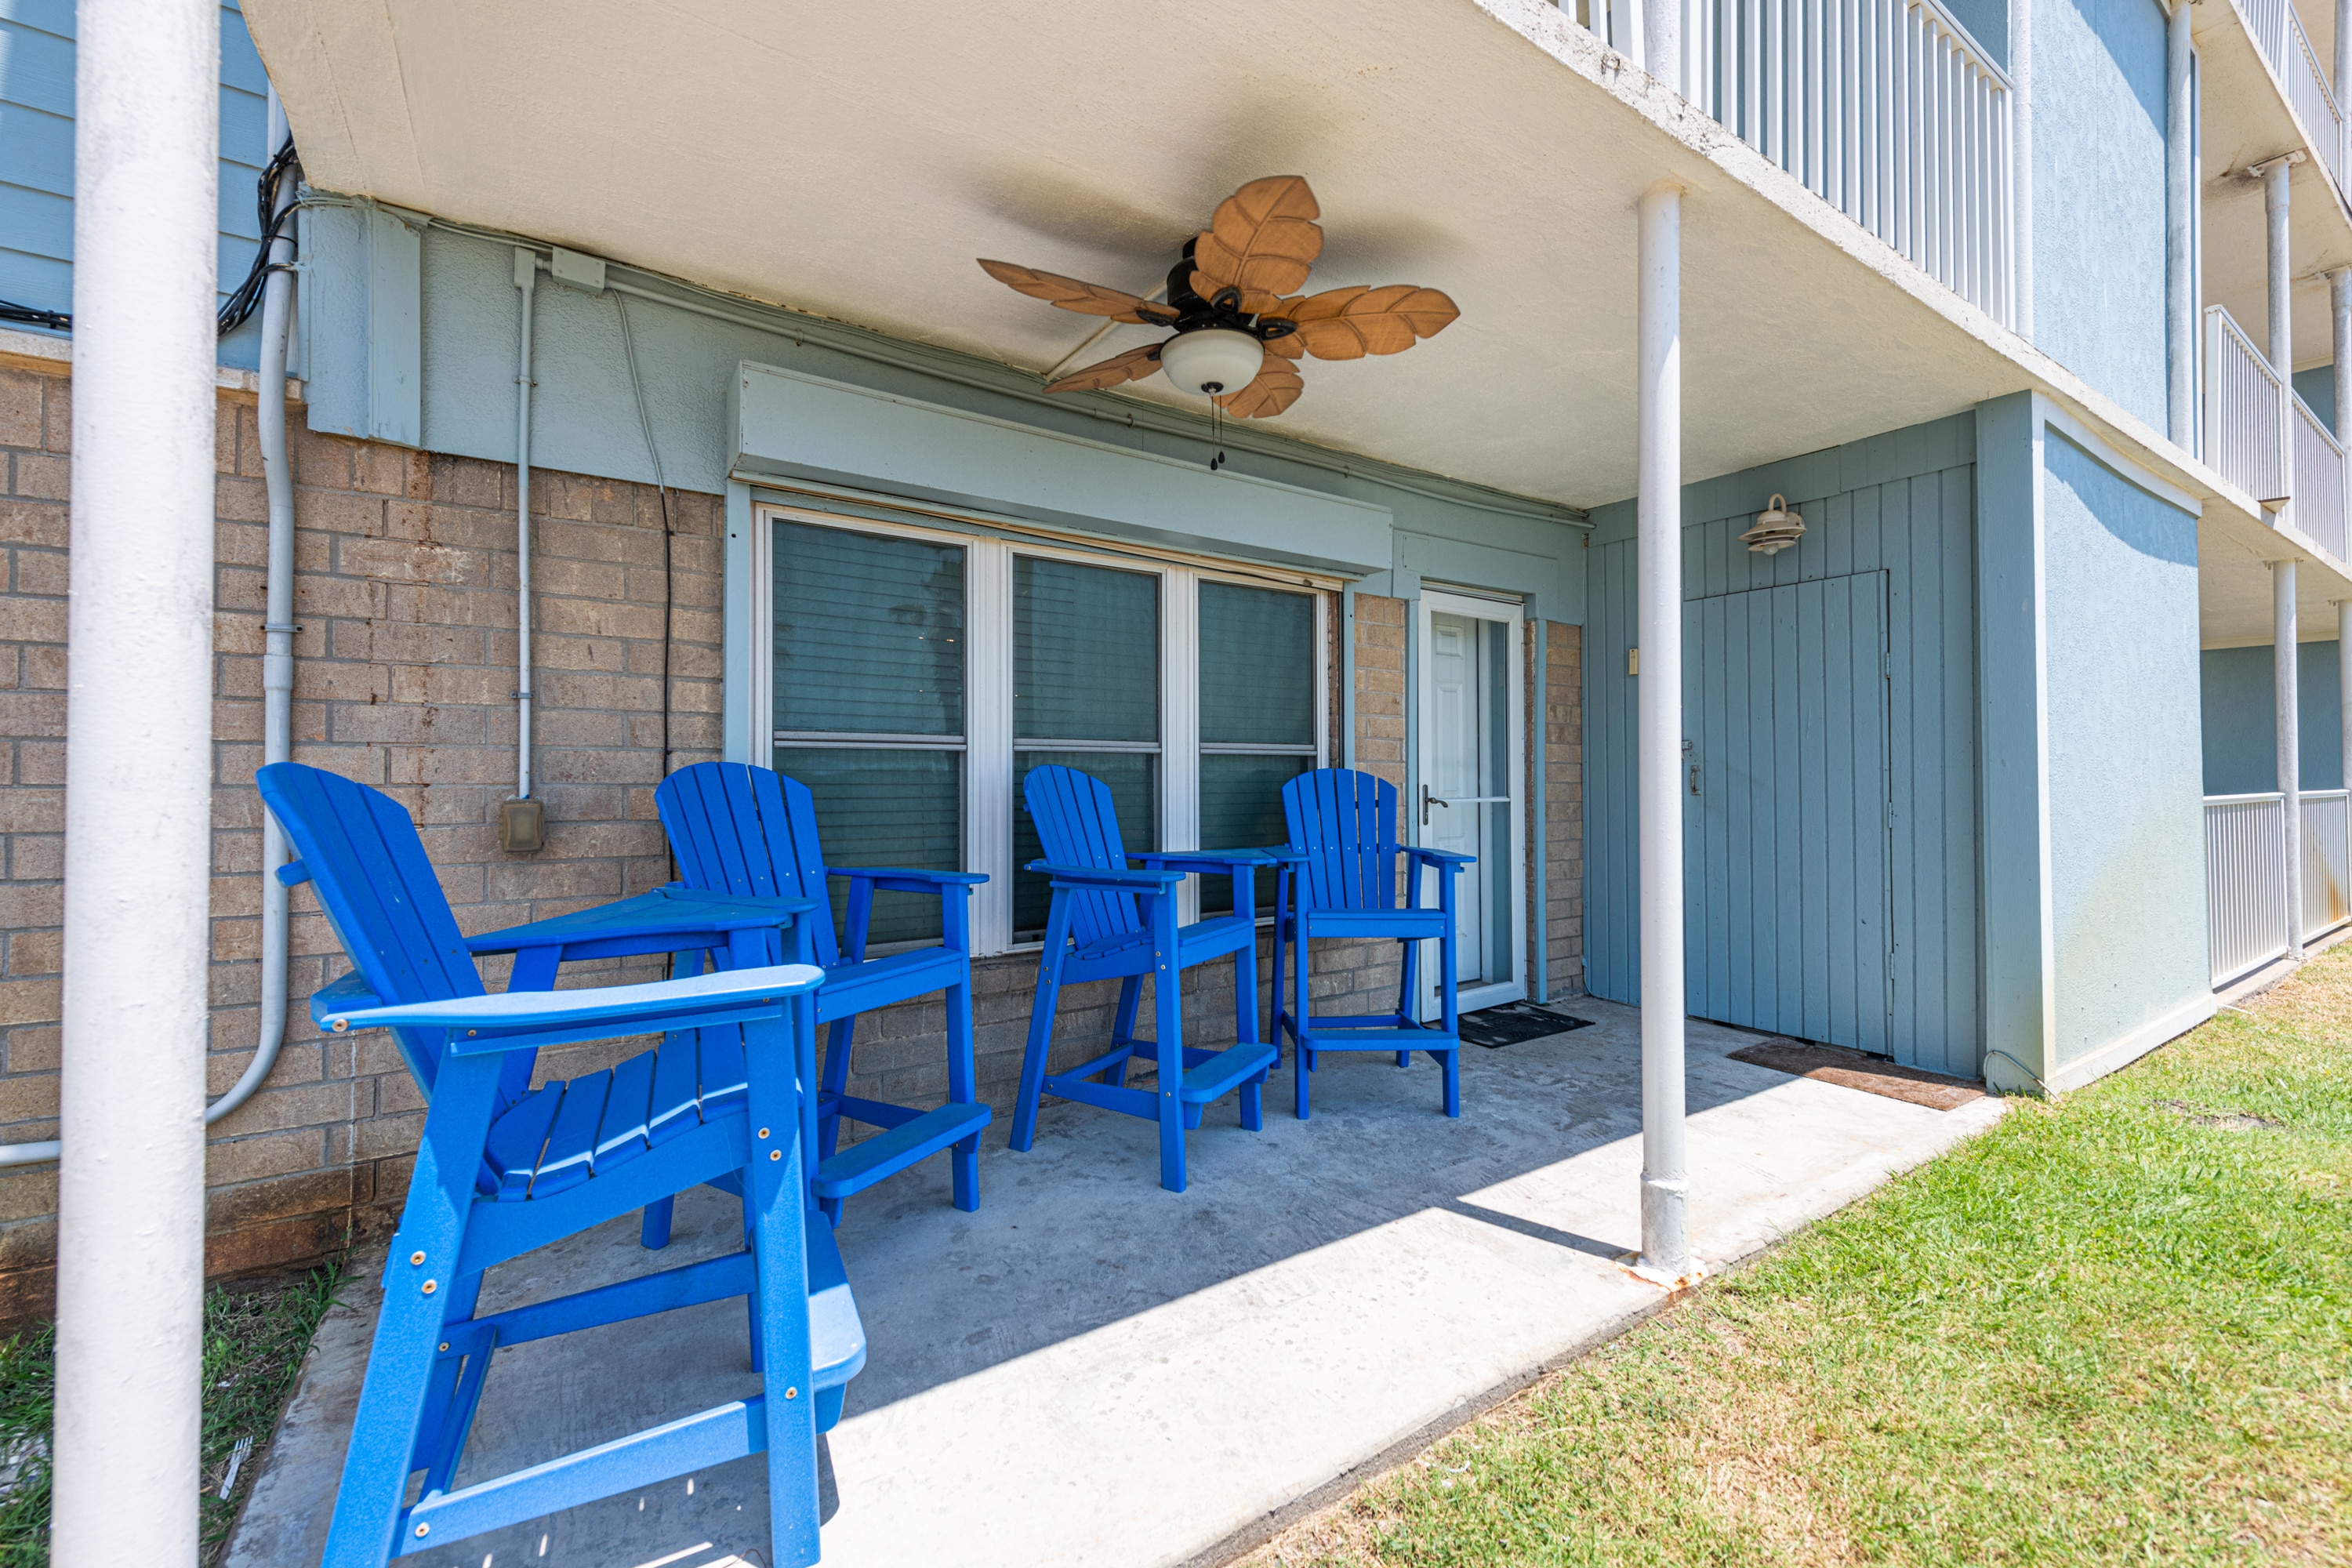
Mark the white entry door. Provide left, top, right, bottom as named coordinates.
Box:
left=1415, top=590, right=1526, bottom=1016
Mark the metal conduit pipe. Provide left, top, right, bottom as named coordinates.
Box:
left=0, top=93, right=299, bottom=1172
left=514, top=249, right=538, bottom=806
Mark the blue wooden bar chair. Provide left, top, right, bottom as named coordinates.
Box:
left=1270, top=768, right=1472, bottom=1119
left=1009, top=764, right=1276, bottom=1192
left=256, top=764, right=862, bottom=1568
left=656, top=760, right=993, bottom=1224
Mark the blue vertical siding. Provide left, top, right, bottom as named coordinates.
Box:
left=2201, top=641, right=2345, bottom=793
left=0, top=0, right=273, bottom=367
left=1583, top=415, right=1981, bottom=1076
left=2292, top=366, right=2336, bottom=434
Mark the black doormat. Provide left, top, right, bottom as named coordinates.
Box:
left=1458, top=1001, right=1599, bottom=1049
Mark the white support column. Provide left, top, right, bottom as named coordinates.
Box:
left=2013, top=0, right=2035, bottom=340
left=2341, top=600, right=2352, bottom=803
left=2166, top=0, right=2195, bottom=448
left=2263, top=155, right=2298, bottom=518
left=1636, top=180, right=1690, bottom=1283
left=2278, top=560, right=2305, bottom=958
left=1642, top=0, right=1682, bottom=92
left=54, top=0, right=218, bottom=1560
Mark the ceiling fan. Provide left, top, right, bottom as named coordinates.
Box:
left=977, top=176, right=1459, bottom=419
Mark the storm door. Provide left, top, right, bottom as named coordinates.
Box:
left=1415, top=590, right=1525, bottom=1015
left=1682, top=570, right=1894, bottom=1054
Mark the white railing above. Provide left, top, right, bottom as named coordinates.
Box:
left=2236, top=0, right=2347, bottom=191
left=2205, top=789, right=2352, bottom=989
left=2292, top=391, right=2348, bottom=558
left=2205, top=305, right=2287, bottom=506
left=1675, top=0, right=2016, bottom=325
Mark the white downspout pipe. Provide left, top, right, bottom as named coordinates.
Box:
left=207, top=86, right=298, bottom=1131
left=514, top=249, right=536, bottom=804
left=1636, top=177, right=1690, bottom=1284
left=2278, top=561, right=2305, bottom=958
left=54, top=0, right=217, bottom=1558
left=2166, top=0, right=2194, bottom=448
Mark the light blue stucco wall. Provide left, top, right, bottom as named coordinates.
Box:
left=1948, top=0, right=2009, bottom=67
left=2292, top=366, right=2336, bottom=433
left=1582, top=413, right=1982, bottom=1076
left=2031, top=0, right=2169, bottom=430
left=0, top=0, right=274, bottom=367
left=1978, top=390, right=2210, bottom=1092
left=2201, top=641, right=2344, bottom=793
left=298, top=215, right=1584, bottom=615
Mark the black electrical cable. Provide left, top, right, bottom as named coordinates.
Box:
left=216, top=137, right=301, bottom=339
left=0, top=300, right=69, bottom=332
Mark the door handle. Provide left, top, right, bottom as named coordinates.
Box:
left=1421, top=785, right=1448, bottom=826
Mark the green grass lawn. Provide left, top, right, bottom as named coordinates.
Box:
left=1249, top=953, right=2352, bottom=1566
left=0, top=1258, right=343, bottom=1567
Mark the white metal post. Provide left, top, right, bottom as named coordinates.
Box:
left=2166, top=0, right=2194, bottom=448
left=2278, top=560, right=2305, bottom=957
left=1636, top=181, right=1690, bottom=1282
left=2335, top=268, right=2352, bottom=451
left=1642, top=0, right=1682, bottom=92
left=2263, top=156, right=2296, bottom=519
left=2013, top=0, right=2034, bottom=340
left=514, top=249, right=537, bottom=801
left=2340, top=600, right=2352, bottom=800
left=55, top=0, right=219, bottom=1560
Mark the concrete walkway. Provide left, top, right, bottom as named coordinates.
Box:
left=227, top=1001, right=2004, bottom=1568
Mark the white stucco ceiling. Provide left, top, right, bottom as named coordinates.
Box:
left=240, top=0, right=2076, bottom=511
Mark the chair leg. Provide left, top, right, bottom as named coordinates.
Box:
left=639, top=1196, right=675, bottom=1250
left=1294, top=920, right=1314, bottom=1120
left=1152, top=960, right=1187, bottom=1193
left=946, top=972, right=980, bottom=1213
left=745, top=1018, right=822, bottom=1568
left=742, top=1196, right=764, bottom=1374
left=818, top=1014, right=857, bottom=1160
left=1443, top=1047, right=1461, bottom=1117
left=1105, top=976, right=1142, bottom=1089
left=1011, top=900, right=1074, bottom=1152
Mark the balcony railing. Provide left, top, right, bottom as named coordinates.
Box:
left=2292, top=390, right=2349, bottom=556
left=2205, top=789, right=2352, bottom=987
left=2204, top=304, right=2287, bottom=504
left=2238, top=0, right=2346, bottom=189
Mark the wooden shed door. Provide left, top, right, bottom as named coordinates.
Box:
left=1682, top=570, right=1894, bottom=1055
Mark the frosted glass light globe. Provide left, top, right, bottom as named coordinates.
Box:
left=1157, top=328, right=1264, bottom=397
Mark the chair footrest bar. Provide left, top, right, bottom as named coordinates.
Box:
left=1178, top=1043, right=1278, bottom=1102
left=397, top=1397, right=765, bottom=1554
left=811, top=1102, right=992, bottom=1198
left=828, top=1094, right=925, bottom=1132
left=467, top=1250, right=753, bottom=1348
left=1041, top=1074, right=1160, bottom=1121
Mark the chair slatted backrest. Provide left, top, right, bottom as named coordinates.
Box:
left=256, top=763, right=487, bottom=1096
left=1022, top=765, right=1142, bottom=949
left=1280, top=768, right=1401, bottom=912
left=657, top=762, right=840, bottom=968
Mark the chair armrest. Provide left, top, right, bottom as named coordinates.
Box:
left=308, top=969, right=383, bottom=1033
left=1023, top=860, right=1184, bottom=890
left=463, top=887, right=819, bottom=958
left=1259, top=846, right=1311, bottom=864
left=1403, top=847, right=1475, bottom=869
left=827, top=866, right=989, bottom=895
left=320, top=964, right=826, bottom=1052
left=1131, top=850, right=1270, bottom=878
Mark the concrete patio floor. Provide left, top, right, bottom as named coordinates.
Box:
left=225, top=1000, right=2005, bottom=1568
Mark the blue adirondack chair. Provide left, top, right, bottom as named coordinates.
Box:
left=1009, top=764, right=1277, bottom=1192
left=1270, top=768, right=1473, bottom=1119
left=256, top=764, right=862, bottom=1568
left=655, top=760, right=993, bottom=1225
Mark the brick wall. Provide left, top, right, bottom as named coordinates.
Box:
left=1537, top=621, right=1584, bottom=998
left=0, top=361, right=1585, bottom=1320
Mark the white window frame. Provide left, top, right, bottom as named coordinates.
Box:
left=753, top=502, right=1330, bottom=955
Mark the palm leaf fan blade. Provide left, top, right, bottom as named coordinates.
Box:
left=1191, top=176, right=1324, bottom=296
left=1042, top=343, right=1163, bottom=394
left=1214, top=352, right=1305, bottom=419
left=978, top=260, right=1178, bottom=325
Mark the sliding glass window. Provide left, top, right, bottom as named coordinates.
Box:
left=1011, top=555, right=1160, bottom=938
left=771, top=518, right=966, bottom=944
left=1197, top=581, right=1318, bottom=913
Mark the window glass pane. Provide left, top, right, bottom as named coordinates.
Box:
left=1013, top=752, right=1156, bottom=938
left=774, top=521, right=964, bottom=737
left=1199, top=583, right=1314, bottom=746
left=1198, top=753, right=1312, bottom=914
left=1014, top=556, right=1158, bottom=742
left=775, top=746, right=960, bottom=946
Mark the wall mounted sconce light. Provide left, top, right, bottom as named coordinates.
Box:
left=1740, top=493, right=1806, bottom=555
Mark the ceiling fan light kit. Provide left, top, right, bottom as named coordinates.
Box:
left=976, top=175, right=1460, bottom=423
left=1159, top=328, right=1266, bottom=397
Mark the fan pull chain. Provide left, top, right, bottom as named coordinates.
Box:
left=1209, top=400, right=1228, bottom=472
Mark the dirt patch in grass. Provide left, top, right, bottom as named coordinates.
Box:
left=0, top=1257, right=345, bottom=1567
left=1242, top=954, right=2352, bottom=1567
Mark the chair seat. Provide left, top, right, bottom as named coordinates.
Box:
left=814, top=944, right=966, bottom=1022
left=481, top=1028, right=747, bottom=1201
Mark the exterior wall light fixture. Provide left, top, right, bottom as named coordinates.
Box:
left=1740, top=493, right=1806, bottom=555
